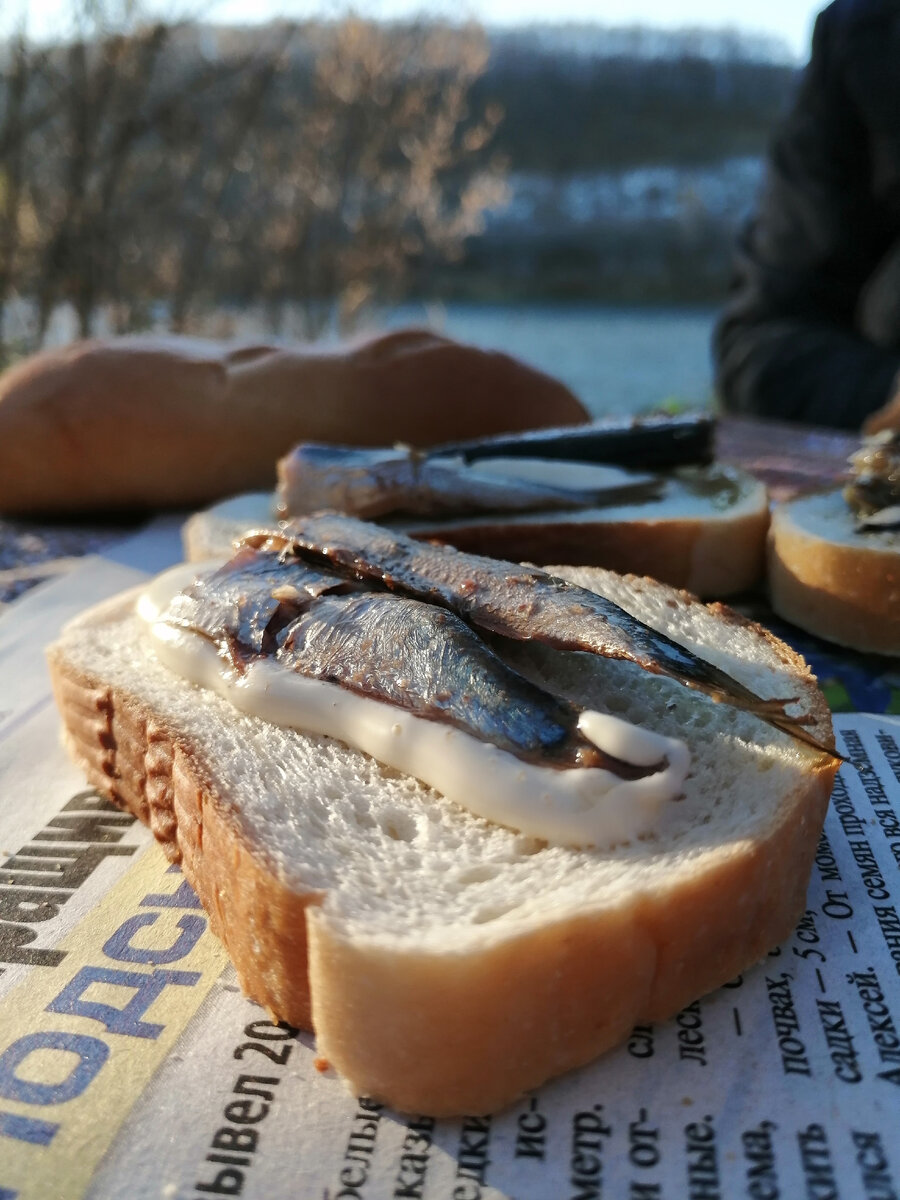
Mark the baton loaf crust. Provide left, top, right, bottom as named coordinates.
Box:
left=47, top=566, right=837, bottom=1115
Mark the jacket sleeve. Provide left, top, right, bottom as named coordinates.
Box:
left=713, top=4, right=900, bottom=429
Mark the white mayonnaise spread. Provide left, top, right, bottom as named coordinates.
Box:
left=138, top=563, right=691, bottom=848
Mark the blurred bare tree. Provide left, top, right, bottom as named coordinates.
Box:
left=243, top=18, right=505, bottom=337
left=0, top=5, right=505, bottom=361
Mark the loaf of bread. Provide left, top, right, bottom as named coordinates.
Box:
left=0, top=332, right=587, bottom=513
left=47, top=552, right=837, bottom=1115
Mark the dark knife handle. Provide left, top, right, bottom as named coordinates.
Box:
left=431, top=412, right=715, bottom=470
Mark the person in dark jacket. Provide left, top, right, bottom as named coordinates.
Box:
left=714, top=0, right=900, bottom=431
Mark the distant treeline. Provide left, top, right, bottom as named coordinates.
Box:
left=476, top=31, right=797, bottom=172
left=424, top=27, right=797, bottom=303
left=0, top=12, right=799, bottom=357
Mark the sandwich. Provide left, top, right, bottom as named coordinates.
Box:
left=184, top=415, right=770, bottom=598
left=768, top=429, right=900, bottom=654
left=48, top=514, right=839, bottom=1115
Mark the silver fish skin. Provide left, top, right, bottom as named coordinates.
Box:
left=846, top=430, right=900, bottom=526
left=159, top=546, right=652, bottom=776
left=276, top=442, right=659, bottom=519
left=161, top=545, right=351, bottom=656
left=276, top=591, right=638, bottom=770
left=244, top=514, right=832, bottom=754
left=435, top=412, right=715, bottom=469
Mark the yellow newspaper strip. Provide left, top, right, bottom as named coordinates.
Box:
left=0, top=845, right=229, bottom=1200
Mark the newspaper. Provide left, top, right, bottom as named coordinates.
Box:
left=1, top=523, right=899, bottom=1200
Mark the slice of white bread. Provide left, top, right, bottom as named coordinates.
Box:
left=769, top=487, right=900, bottom=654
left=182, top=465, right=770, bottom=598
left=47, top=566, right=837, bottom=1116
left=182, top=491, right=275, bottom=561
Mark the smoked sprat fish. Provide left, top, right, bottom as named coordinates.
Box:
left=431, top=411, right=715, bottom=469
left=160, top=547, right=658, bottom=778
left=845, top=430, right=900, bottom=530
left=162, top=545, right=348, bottom=656
left=276, top=442, right=660, bottom=520
left=242, top=514, right=835, bottom=756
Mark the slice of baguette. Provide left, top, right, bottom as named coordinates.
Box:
left=769, top=487, right=900, bottom=654
left=181, top=465, right=769, bottom=598
left=47, top=567, right=837, bottom=1116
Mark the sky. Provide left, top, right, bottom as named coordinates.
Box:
left=11, top=0, right=824, bottom=61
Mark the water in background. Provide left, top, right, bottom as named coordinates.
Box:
left=382, top=303, right=717, bottom=418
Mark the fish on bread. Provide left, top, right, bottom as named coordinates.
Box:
left=186, top=415, right=771, bottom=598
left=47, top=517, right=840, bottom=1114
left=769, top=429, right=900, bottom=654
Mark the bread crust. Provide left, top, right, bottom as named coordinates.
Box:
left=768, top=490, right=900, bottom=654
left=49, top=639, right=321, bottom=1030
left=402, top=502, right=768, bottom=598
left=47, top=583, right=837, bottom=1115
left=0, top=333, right=587, bottom=514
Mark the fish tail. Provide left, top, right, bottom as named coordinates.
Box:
left=772, top=718, right=847, bottom=761
left=685, top=673, right=842, bottom=760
